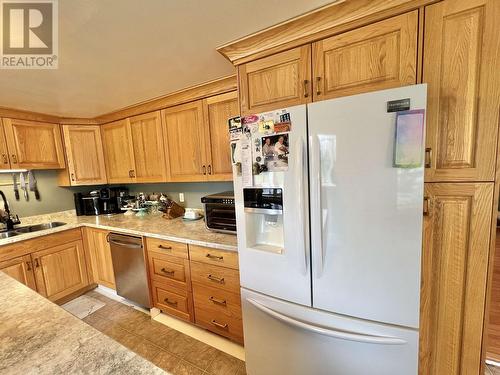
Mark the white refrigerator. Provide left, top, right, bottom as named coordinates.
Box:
left=233, top=85, right=427, bottom=375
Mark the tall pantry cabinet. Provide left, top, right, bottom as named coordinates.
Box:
left=221, top=0, right=500, bottom=373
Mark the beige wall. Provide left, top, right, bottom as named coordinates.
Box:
left=0, top=170, right=233, bottom=218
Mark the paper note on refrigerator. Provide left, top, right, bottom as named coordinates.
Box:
left=393, top=109, right=425, bottom=168
left=241, top=136, right=253, bottom=187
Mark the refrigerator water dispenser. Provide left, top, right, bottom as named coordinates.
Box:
left=243, top=188, right=284, bottom=254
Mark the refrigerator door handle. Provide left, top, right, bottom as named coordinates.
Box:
left=247, top=298, right=407, bottom=345
left=296, top=135, right=308, bottom=275
left=311, top=135, right=325, bottom=276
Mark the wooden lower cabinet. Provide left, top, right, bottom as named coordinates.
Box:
left=0, top=254, right=36, bottom=290
left=85, top=228, right=115, bottom=289
left=32, top=239, right=89, bottom=302
left=419, top=182, right=494, bottom=374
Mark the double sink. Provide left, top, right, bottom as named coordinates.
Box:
left=0, top=222, right=66, bottom=239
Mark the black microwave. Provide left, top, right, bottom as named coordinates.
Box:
left=201, top=191, right=236, bottom=234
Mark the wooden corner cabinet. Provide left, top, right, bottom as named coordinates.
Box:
left=61, top=125, right=107, bottom=185
left=419, top=182, right=493, bottom=375
left=0, top=118, right=65, bottom=169
left=423, top=0, right=500, bottom=182
left=238, top=45, right=312, bottom=115
left=312, top=11, right=418, bottom=101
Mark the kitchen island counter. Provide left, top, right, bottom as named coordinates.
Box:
left=0, top=272, right=166, bottom=374
left=0, top=210, right=237, bottom=251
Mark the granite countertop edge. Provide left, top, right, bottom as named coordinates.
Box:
left=0, top=211, right=238, bottom=252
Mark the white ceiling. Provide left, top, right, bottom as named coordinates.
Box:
left=0, top=0, right=334, bottom=118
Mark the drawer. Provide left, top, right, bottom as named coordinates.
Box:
left=148, top=251, right=191, bottom=290
left=147, top=237, right=188, bottom=259
left=189, top=245, right=239, bottom=270
left=195, top=306, right=243, bottom=343
left=190, top=261, right=240, bottom=294
left=193, top=283, right=242, bottom=320
left=152, top=282, right=193, bottom=322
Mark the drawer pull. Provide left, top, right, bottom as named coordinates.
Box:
left=164, top=298, right=178, bottom=306
left=209, top=296, right=227, bottom=306
left=158, top=245, right=173, bottom=250
left=211, top=319, right=228, bottom=329
left=160, top=268, right=175, bottom=275
left=207, top=274, right=225, bottom=284
left=206, top=253, right=223, bottom=260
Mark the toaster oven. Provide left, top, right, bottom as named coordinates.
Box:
left=201, top=191, right=236, bottom=234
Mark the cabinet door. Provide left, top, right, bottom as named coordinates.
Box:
left=203, top=92, right=239, bottom=181
left=85, top=228, right=115, bottom=289
left=101, top=119, right=136, bottom=184
left=238, top=45, right=312, bottom=115
left=0, top=255, right=36, bottom=290
left=3, top=118, right=65, bottom=169
left=129, top=111, right=167, bottom=183
left=161, top=101, right=208, bottom=182
left=419, top=183, right=493, bottom=375
left=32, top=240, right=89, bottom=302
left=0, top=119, right=12, bottom=169
left=423, top=0, right=500, bottom=182
left=62, top=125, right=107, bottom=185
left=312, top=11, right=417, bottom=101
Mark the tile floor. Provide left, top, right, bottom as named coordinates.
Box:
left=82, top=290, right=246, bottom=375
left=487, top=364, right=500, bottom=375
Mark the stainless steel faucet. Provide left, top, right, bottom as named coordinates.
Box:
left=0, top=190, right=20, bottom=231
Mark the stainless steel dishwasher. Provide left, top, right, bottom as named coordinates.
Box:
left=108, top=233, right=151, bottom=308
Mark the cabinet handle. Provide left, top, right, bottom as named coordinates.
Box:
left=211, top=320, right=228, bottom=329
left=11, top=154, right=17, bottom=164
left=303, top=79, right=310, bottom=98
left=70, top=173, right=75, bottom=181
left=34, top=258, right=40, bottom=268
left=158, top=244, right=172, bottom=250
left=316, top=77, right=321, bottom=96
left=424, top=148, right=432, bottom=168
left=26, top=261, right=32, bottom=271
left=209, top=296, right=227, bottom=306
left=208, top=165, right=212, bottom=175
left=131, top=170, right=135, bottom=178
left=164, top=298, right=178, bottom=306
left=206, top=253, right=223, bottom=260
left=2, top=154, right=8, bottom=164
left=207, top=274, right=225, bottom=284
left=202, top=165, right=206, bottom=175
left=423, top=197, right=431, bottom=216
left=160, top=268, right=175, bottom=275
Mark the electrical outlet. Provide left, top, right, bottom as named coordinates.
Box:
left=179, top=193, right=185, bottom=202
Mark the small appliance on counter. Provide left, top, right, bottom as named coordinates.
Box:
left=201, top=191, right=236, bottom=234
left=74, top=187, right=129, bottom=216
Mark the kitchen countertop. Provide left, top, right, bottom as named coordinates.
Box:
left=0, top=210, right=238, bottom=251
left=0, top=272, right=166, bottom=374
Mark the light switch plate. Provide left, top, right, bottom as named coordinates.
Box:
left=179, top=193, right=185, bottom=202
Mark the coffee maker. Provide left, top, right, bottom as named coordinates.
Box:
left=82, top=190, right=102, bottom=216
left=100, top=187, right=129, bottom=215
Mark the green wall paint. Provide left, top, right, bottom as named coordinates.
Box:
left=0, top=170, right=233, bottom=218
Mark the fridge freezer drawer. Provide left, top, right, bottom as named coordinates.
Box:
left=242, top=288, right=418, bottom=375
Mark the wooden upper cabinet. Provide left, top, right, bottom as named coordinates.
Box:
left=0, top=119, right=11, bottom=169
left=423, top=0, right=500, bottom=182
left=101, top=119, right=136, bottom=184
left=313, top=11, right=418, bottom=101
left=238, top=45, right=312, bottom=115
left=419, top=182, right=493, bottom=375
left=0, top=255, right=37, bottom=290
left=2, top=118, right=65, bottom=169
left=85, top=228, right=115, bottom=289
left=62, top=125, right=107, bottom=186
left=203, top=92, right=239, bottom=181
left=32, top=239, right=89, bottom=302
left=162, top=101, right=208, bottom=181
left=129, top=111, right=167, bottom=183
